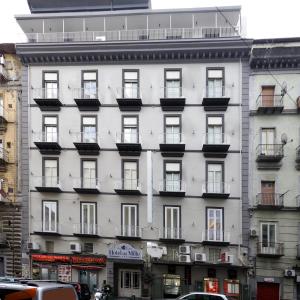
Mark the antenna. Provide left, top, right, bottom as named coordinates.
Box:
left=281, top=81, right=287, bottom=97
left=281, top=133, right=288, bottom=145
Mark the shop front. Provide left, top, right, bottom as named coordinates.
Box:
left=107, top=243, right=145, bottom=298
left=31, top=253, right=106, bottom=291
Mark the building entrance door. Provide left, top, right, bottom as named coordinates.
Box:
left=119, top=269, right=141, bottom=298
left=257, top=282, right=279, bottom=300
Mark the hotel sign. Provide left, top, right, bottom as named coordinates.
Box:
left=108, top=243, right=142, bottom=260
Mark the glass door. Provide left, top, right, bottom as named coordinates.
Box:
left=44, top=159, right=58, bottom=187
left=43, top=201, right=57, bottom=233
left=207, top=208, right=223, bottom=242
left=207, top=164, right=222, bottom=193
left=261, top=128, right=275, bottom=155
left=122, top=205, right=137, bottom=237
left=261, top=223, right=276, bottom=254
left=164, top=206, right=180, bottom=239
left=81, top=203, right=96, bottom=235
left=82, top=160, right=96, bottom=188
left=123, top=161, right=137, bottom=190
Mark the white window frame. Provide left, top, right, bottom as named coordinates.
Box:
left=43, top=201, right=57, bottom=233
left=207, top=208, right=223, bottom=242
left=122, top=204, right=138, bottom=237
left=81, top=202, right=97, bottom=235
left=164, top=206, right=180, bottom=239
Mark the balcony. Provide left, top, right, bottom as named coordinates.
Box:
left=257, top=242, right=284, bottom=257
left=24, top=26, right=240, bottom=44
left=32, top=88, right=62, bottom=111
left=256, top=193, right=284, bottom=209
left=296, top=146, right=300, bottom=170
left=0, top=232, right=7, bottom=248
left=202, top=182, right=230, bottom=199
left=256, top=95, right=284, bottom=114
left=32, top=221, right=61, bottom=236
left=202, top=133, right=230, bottom=158
left=202, top=86, right=231, bottom=111
left=0, top=148, right=9, bottom=171
left=73, top=177, right=100, bottom=194
left=0, top=106, right=9, bottom=132
left=115, top=133, right=142, bottom=156
left=114, top=179, right=142, bottom=195
left=72, top=132, right=100, bottom=155
left=159, top=227, right=185, bottom=244
left=159, top=133, right=185, bottom=157
left=33, top=132, right=61, bottom=155
left=159, top=180, right=186, bottom=197
left=115, top=87, right=142, bottom=111
left=73, top=223, right=100, bottom=238
left=116, top=226, right=142, bottom=241
left=201, top=230, right=230, bottom=246
left=160, top=87, right=185, bottom=111
left=73, top=88, right=101, bottom=111
left=34, top=176, right=62, bottom=193
left=256, top=144, right=284, bottom=163
left=0, top=62, right=9, bottom=83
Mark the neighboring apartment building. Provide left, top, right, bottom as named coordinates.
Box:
left=16, top=1, right=252, bottom=298
left=249, top=38, right=300, bottom=300
left=0, top=44, right=22, bottom=277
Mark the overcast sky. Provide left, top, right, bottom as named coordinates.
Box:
left=0, top=0, right=299, bottom=42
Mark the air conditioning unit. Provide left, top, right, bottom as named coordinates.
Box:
left=284, top=269, right=296, bottom=278
left=161, top=246, right=167, bottom=255
left=0, top=56, right=5, bottom=66
left=250, top=228, right=257, bottom=237
left=27, top=242, right=40, bottom=251
left=179, top=255, right=191, bottom=263
left=179, top=245, right=190, bottom=254
left=70, top=242, right=81, bottom=253
left=194, top=253, right=206, bottom=262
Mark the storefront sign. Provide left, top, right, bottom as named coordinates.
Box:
left=31, top=254, right=106, bottom=267
left=264, top=277, right=275, bottom=283
left=108, top=243, right=142, bottom=260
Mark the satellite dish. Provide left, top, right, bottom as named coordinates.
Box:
left=281, top=81, right=287, bottom=96
left=281, top=133, right=288, bottom=145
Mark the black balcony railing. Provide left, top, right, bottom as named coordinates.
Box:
left=257, top=242, right=284, bottom=257
left=256, top=193, right=284, bottom=208
left=256, top=94, right=284, bottom=113
left=256, top=144, right=284, bottom=162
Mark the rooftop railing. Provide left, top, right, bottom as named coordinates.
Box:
left=25, top=26, right=239, bottom=43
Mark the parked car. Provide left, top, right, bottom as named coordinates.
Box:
left=178, top=292, right=230, bottom=300
left=70, top=282, right=91, bottom=300
left=0, top=281, right=78, bottom=300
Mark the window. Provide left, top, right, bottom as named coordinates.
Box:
left=83, top=243, right=94, bottom=254
left=164, top=206, right=180, bottom=239
left=261, top=222, right=276, bottom=251
left=120, top=270, right=141, bottom=290
left=45, top=241, right=54, bottom=253
left=207, top=163, right=223, bottom=193
left=43, top=116, right=58, bottom=143
left=207, top=116, right=223, bottom=144
left=43, top=201, right=57, bottom=232
left=261, top=128, right=275, bottom=155
left=165, top=69, right=182, bottom=98
left=207, top=208, right=223, bottom=242
left=261, top=86, right=275, bottom=107
left=165, top=116, right=181, bottom=144
left=43, top=159, right=58, bottom=187
left=207, top=68, right=224, bottom=98
left=123, top=116, right=138, bottom=143
left=165, top=162, right=181, bottom=192
left=81, top=203, right=96, bottom=235
left=82, top=160, right=97, bottom=188
left=82, top=116, right=97, bottom=143
left=122, top=204, right=138, bottom=237
left=0, top=95, right=3, bottom=117
left=209, top=248, right=221, bottom=263
left=43, top=72, right=58, bottom=99
left=123, top=161, right=138, bottom=190
left=82, top=71, right=97, bottom=99
left=261, top=181, right=275, bottom=205
left=123, top=70, right=139, bottom=98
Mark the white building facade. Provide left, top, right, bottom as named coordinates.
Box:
left=17, top=2, right=252, bottom=298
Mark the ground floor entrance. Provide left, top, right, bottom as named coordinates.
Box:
left=118, top=268, right=142, bottom=298
left=257, top=282, right=279, bottom=300
left=79, top=270, right=98, bottom=293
